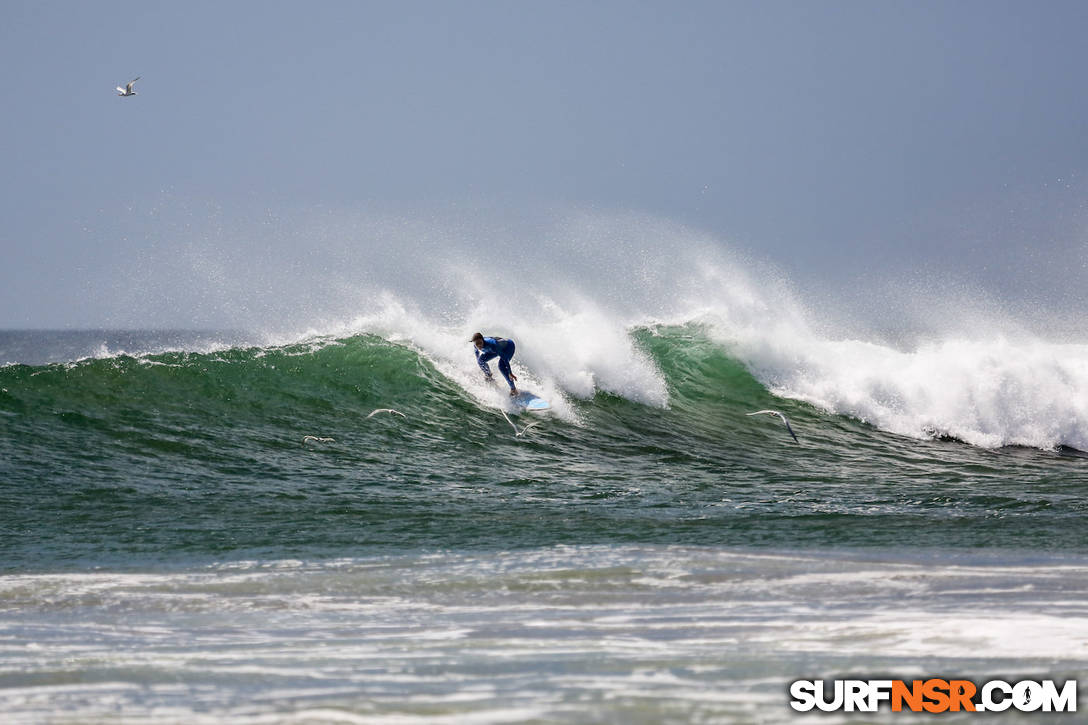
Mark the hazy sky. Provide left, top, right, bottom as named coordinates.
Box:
left=2, top=0, right=1087, bottom=329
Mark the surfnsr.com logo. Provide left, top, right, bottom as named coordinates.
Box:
left=789, top=679, right=1077, bottom=713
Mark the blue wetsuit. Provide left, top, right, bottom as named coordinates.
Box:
left=475, top=336, right=517, bottom=390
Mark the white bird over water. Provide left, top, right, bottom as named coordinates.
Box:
left=302, top=435, right=335, bottom=444
left=746, top=410, right=799, bottom=444
left=116, top=77, right=140, bottom=96
left=366, top=408, right=406, bottom=419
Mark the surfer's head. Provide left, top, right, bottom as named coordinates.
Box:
left=471, top=332, right=484, bottom=349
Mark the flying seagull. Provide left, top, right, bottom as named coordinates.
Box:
left=116, top=77, right=140, bottom=97
left=366, top=408, right=406, bottom=419
left=746, top=409, right=799, bottom=443
left=500, top=410, right=539, bottom=438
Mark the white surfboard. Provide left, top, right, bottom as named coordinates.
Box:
left=511, top=390, right=550, bottom=412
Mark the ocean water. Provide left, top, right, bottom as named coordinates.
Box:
left=2, top=251, right=1088, bottom=722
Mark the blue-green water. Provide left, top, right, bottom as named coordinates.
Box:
left=1, top=328, right=1086, bottom=723
left=3, top=329, right=1085, bottom=566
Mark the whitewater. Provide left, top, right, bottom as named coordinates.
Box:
left=2, top=209, right=1087, bottom=722
left=33, top=206, right=1088, bottom=452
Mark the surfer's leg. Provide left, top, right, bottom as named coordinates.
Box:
left=495, top=341, right=517, bottom=391
left=498, top=357, right=516, bottom=390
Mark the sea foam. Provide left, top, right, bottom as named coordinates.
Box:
left=99, top=204, right=1088, bottom=450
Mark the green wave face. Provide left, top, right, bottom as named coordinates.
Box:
left=1, top=327, right=771, bottom=452
left=1, top=328, right=1085, bottom=567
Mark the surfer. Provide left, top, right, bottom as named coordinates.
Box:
left=472, top=332, right=518, bottom=395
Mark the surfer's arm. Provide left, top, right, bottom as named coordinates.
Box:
left=475, top=349, right=494, bottom=378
